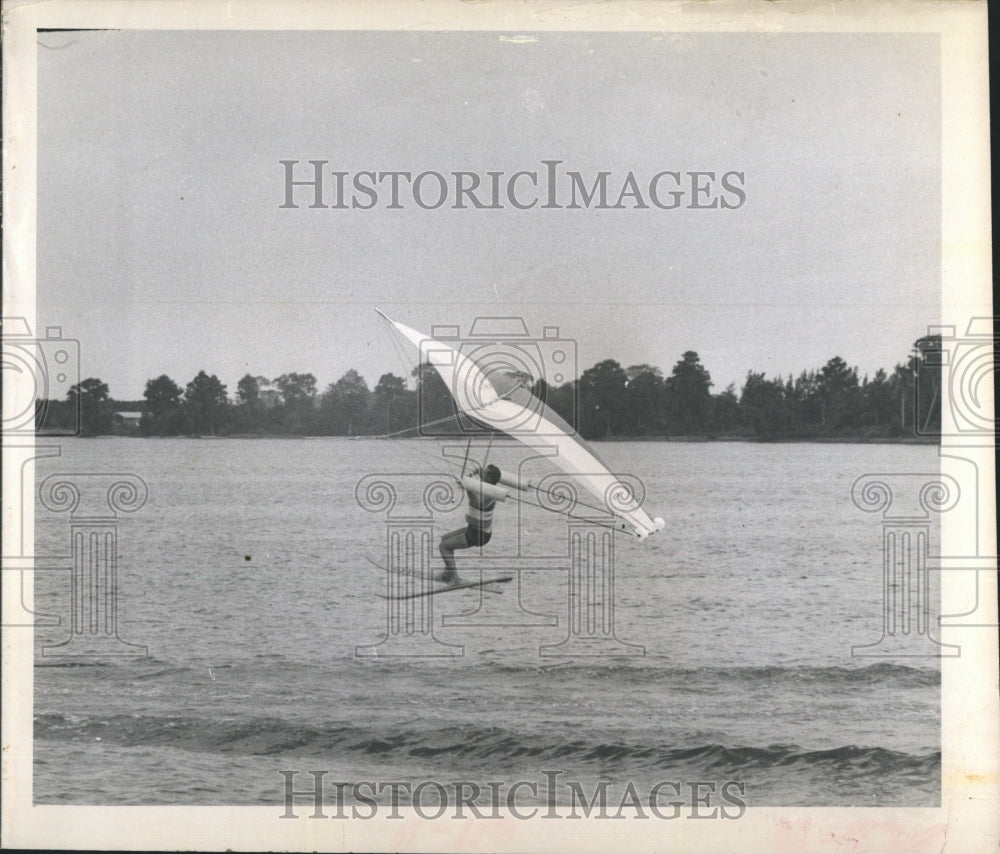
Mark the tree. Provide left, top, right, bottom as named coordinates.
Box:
left=892, top=361, right=914, bottom=434
left=623, top=364, right=665, bottom=435
left=67, top=377, right=111, bottom=436
left=664, top=351, right=713, bottom=433
left=229, top=374, right=280, bottom=434
left=141, top=375, right=185, bottom=435
left=862, top=368, right=896, bottom=433
left=911, top=335, right=942, bottom=435
left=184, top=370, right=229, bottom=436
left=375, top=372, right=406, bottom=398
left=793, top=370, right=822, bottom=431
left=412, top=362, right=457, bottom=434
left=373, top=372, right=412, bottom=435
left=708, top=383, right=742, bottom=435
left=578, top=359, right=628, bottom=438
left=740, top=371, right=790, bottom=439
left=275, top=372, right=317, bottom=408
left=817, top=356, right=860, bottom=432
left=236, top=374, right=260, bottom=407
left=320, top=369, right=371, bottom=435
left=274, top=372, right=318, bottom=433
left=545, top=380, right=579, bottom=432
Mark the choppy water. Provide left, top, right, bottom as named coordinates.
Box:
left=32, top=438, right=940, bottom=806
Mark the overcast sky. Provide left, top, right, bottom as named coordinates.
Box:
left=37, top=30, right=939, bottom=400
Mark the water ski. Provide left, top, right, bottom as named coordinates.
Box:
left=366, top=556, right=512, bottom=599
left=379, top=576, right=513, bottom=601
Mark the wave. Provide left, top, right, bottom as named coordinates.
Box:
left=34, top=712, right=939, bottom=777
left=35, top=656, right=940, bottom=689
left=474, top=659, right=940, bottom=689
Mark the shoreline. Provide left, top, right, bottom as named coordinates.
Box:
left=89, top=432, right=942, bottom=445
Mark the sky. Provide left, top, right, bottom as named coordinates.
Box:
left=36, top=29, right=940, bottom=401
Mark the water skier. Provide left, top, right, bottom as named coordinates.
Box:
left=438, top=463, right=503, bottom=585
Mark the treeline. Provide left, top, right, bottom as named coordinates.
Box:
left=37, top=336, right=942, bottom=441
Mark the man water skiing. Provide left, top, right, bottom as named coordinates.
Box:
left=438, top=463, right=503, bottom=585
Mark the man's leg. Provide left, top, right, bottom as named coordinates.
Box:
left=438, top=528, right=469, bottom=584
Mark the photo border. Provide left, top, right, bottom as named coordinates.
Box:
left=2, top=1, right=994, bottom=851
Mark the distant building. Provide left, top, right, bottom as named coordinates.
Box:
left=112, top=411, right=143, bottom=434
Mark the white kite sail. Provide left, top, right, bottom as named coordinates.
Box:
left=376, top=310, right=666, bottom=540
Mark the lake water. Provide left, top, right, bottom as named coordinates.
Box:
left=32, top=438, right=940, bottom=807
